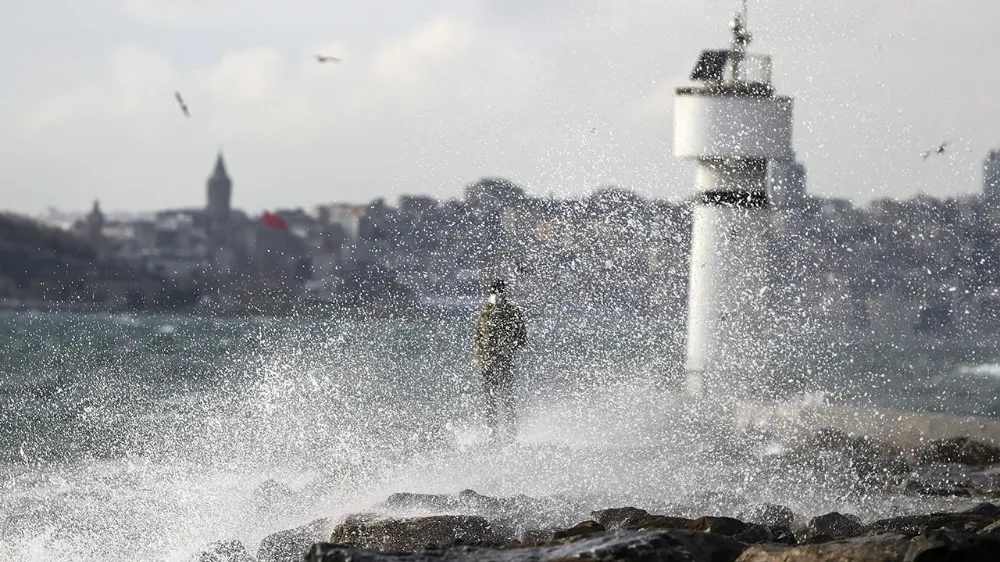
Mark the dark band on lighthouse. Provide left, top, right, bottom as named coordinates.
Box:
left=699, top=190, right=769, bottom=208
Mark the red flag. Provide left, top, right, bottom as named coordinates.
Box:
left=262, top=211, right=287, bottom=230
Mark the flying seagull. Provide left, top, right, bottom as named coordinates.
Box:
left=921, top=141, right=948, bottom=160
left=174, top=91, right=190, bottom=118
left=314, top=54, right=341, bottom=64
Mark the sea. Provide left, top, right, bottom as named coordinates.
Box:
left=2, top=309, right=1000, bottom=561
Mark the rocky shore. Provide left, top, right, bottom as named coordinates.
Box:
left=193, top=431, right=1000, bottom=562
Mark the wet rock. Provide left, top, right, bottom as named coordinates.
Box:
left=552, top=520, right=605, bottom=541
left=732, top=525, right=796, bottom=546
left=669, top=529, right=749, bottom=562
left=961, top=502, right=1000, bottom=516
left=794, top=512, right=863, bottom=544
left=306, top=529, right=714, bottom=561
left=591, top=507, right=652, bottom=530
left=192, top=540, right=255, bottom=562
left=736, top=533, right=915, bottom=561
left=908, top=529, right=1000, bottom=560
left=258, top=517, right=332, bottom=562
left=739, top=531, right=1000, bottom=561
left=380, top=490, right=580, bottom=531
left=591, top=508, right=749, bottom=537
left=865, top=511, right=997, bottom=536
left=383, top=492, right=459, bottom=512
left=916, top=436, right=1000, bottom=466
left=737, top=504, right=795, bottom=529
left=693, top=517, right=749, bottom=537
left=980, top=520, right=1000, bottom=535
left=590, top=507, right=698, bottom=532
left=329, top=514, right=508, bottom=551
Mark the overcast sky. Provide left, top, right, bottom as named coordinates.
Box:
left=2, top=0, right=998, bottom=214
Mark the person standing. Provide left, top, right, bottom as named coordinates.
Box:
left=474, top=279, right=527, bottom=442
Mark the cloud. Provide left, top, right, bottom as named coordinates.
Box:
left=8, top=13, right=554, bottom=211
left=119, top=0, right=238, bottom=28
left=20, top=47, right=177, bottom=135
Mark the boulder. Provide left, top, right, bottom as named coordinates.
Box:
left=908, top=529, right=1000, bottom=560
left=865, top=511, right=998, bottom=536
left=916, top=437, right=1000, bottom=466
left=961, top=502, right=1000, bottom=516
left=739, top=531, right=1000, bottom=561
left=693, top=517, right=749, bottom=537
left=668, top=529, right=749, bottom=562
left=552, top=520, right=605, bottom=541
left=590, top=507, right=653, bottom=530
left=794, top=512, right=863, bottom=544
left=258, top=518, right=332, bottom=562
left=380, top=490, right=580, bottom=531
left=306, top=529, right=723, bottom=561
left=329, top=514, right=507, bottom=551
left=736, top=533, right=914, bottom=561
left=192, top=540, right=255, bottom=562
left=733, top=525, right=796, bottom=546
left=980, top=520, right=1000, bottom=535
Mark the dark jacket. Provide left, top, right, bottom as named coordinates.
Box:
left=474, top=300, right=527, bottom=367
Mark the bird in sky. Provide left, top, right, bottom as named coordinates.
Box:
left=174, top=91, right=190, bottom=118
left=921, top=141, right=948, bottom=160
left=314, top=54, right=341, bottom=64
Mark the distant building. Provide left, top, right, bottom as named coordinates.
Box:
left=984, top=149, right=1000, bottom=203
left=84, top=200, right=105, bottom=242
left=206, top=152, right=232, bottom=249
left=399, top=195, right=438, bottom=218
left=768, top=158, right=807, bottom=208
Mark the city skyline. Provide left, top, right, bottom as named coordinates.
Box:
left=2, top=0, right=999, bottom=213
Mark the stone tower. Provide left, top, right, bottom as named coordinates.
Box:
left=206, top=151, right=232, bottom=248
left=85, top=199, right=105, bottom=242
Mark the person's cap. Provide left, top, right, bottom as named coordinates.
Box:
left=489, top=279, right=506, bottom=293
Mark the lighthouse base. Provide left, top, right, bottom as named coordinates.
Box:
left=683, top=183, right=774, bottom=396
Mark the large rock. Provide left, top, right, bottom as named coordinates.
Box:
left=591, top=507, right=653, bottom=530
left=794, top=512, right=863, bottom=544
left=590, top=508, right=750, bottom=537
left=738, top=531, right=1000, bottom=561
left=916, top=437, right=1000, bottom=466
left=908, top=530, right=1000, bottom=559
left=692, top=517, right=749, bottom=537
left=552, top=520, right=605, bottom=541
left=962, top=502, right=1000, bottom=516
left=258, top=518, right=332, bottom=562
left=306, top=529, right=732, bottom=561
left=380, top=490, right=580, bottom=531
left=736, top=534, right=914, bottom=561
left=732, top=525, right=795, bottom=546
left=667, top=529, right=749, bottom=562
left=980, top=520, right=1000, bottom=535
left=591, top=507, right=698, bottom=532
left=329, top=514, right=508, bottom=551
left=865, top=511, right=997, bottom=536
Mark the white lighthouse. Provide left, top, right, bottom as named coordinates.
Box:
left=674, top=6, right=794, bottom=394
